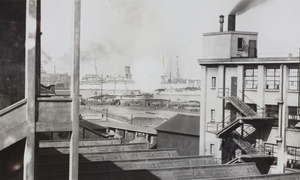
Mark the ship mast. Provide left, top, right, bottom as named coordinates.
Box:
left=93, top=53, right=98, bottom=76
left=176, top=55, right=180, bottom=80
left=93, top=52, right=102, bottom=95
left=169, top=58, right=172, bottom=83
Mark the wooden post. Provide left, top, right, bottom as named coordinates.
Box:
left=69, top=0, right=81, bottom=179
left=24, top=0, right=38, bottom=179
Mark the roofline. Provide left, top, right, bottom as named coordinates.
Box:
left=203, top=31, right=258, bottom=36
left=198, top=57, right=300, bottom=65
left=156, top=129, right=199, bottom=137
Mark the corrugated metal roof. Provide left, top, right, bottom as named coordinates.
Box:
left=156, top=114, right=200, bottom=136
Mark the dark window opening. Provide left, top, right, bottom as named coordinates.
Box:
left=0, top=0, right=26, bottom=110
left=238, top=38, right=243, bottom=51
left=288, top=106, right=300, bottom=128
left=211, top=109, right=215, bottom=122
left=248, top=40, right=257, bottom=58
left=247, top=103, right=257, bottom=112
left=210, top=144, right=215, bottom=154
left=265, top=105, right=279, bottom=118
left=212, top=77, right=216, bottom=88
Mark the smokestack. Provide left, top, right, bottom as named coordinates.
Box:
left=219, top=15, right=224, bottom=32
left=228, top=15, right=236, bottom=31
left=125, top=66, right=131, bottom=79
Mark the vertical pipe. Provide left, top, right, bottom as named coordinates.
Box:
left=222, top=67, right=226, bottom=127
left=24, top=0, right=37, bottom=179
left=199, top=66, right=207, bottom=155
left=36, top=0, right=41, bottom=96
left=219, top=15, right=224, bottom=32
left=277, top=64, right=285, bottom=173
left=298, top=49, right=300, bottom=110
left=69, top=0, right=81, bottom=179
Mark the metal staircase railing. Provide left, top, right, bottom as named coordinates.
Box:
left=235, top=124, right=256, bottom=138
left=232, top=130, right=267, bottom=156
left=239, top=90, right=267, bottom=117
left=226, top=96, right=257, bottom=117
left=207, top=115, right=231, bottom=133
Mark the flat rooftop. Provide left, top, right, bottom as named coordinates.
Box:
left=203, top=31, right=258, bottom=36
left=198, top=57, right=300, bottom=65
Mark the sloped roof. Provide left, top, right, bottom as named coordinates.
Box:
left=156, top=114, right=200, bottom=136
left=79, top=120, right=106, bottom=130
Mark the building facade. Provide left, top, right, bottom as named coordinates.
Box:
left=198, top=15, right=300, bottom=171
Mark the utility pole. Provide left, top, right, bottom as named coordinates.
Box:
left=69, top=0, right=81, bottom=179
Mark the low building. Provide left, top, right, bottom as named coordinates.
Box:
left=156, top=114, right=199, bottom=156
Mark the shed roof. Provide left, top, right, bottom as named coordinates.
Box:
left=79, top=120, right=106, bottom=130
left=156, top=114, right=199, bottom=136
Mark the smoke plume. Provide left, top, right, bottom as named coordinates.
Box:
left=41, top=51, right=53, bottom=65
left=80, top=0, right=163, bottom=78
left=230, top=0, right=268, bottom=15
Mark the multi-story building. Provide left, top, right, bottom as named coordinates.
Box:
left=198, top=15, right=300, bottom=172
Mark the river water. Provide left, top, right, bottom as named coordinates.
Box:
left=80, top=89, right=201, bottom=102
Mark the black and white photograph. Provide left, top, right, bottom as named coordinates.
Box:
left=0, top=0, right=300, bottom=179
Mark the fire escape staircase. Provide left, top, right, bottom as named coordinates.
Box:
left=217, top=96, right=258, bottom=139
left=225, top=96, right=257, bottom=117
left=217, top=96, right=275, bottom=165
left=232, top=131, right=258, bottom=154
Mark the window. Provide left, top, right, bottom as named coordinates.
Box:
left=266, top=68, right=280, bottom=89
left=244, top=68, right=258, bottom=89
left=210, top=144, right=215, bottom=154
left=212, top=77, right=216, bottom=88
left=211, top=109, right=215, bottom=122
left=238, top=38, right=243, bottom=51
left=289, top=107, right=299, bottom=119
left=288, top=106, right=300, bottom=128
left=289, top=69, right=299, bottom=90
left=265, top=105, right=279, bottom=118
left=247, top=103, right=257, bottom=112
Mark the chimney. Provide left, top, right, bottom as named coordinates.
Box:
left=228, top=15, right=236, bottom=31
left=125, top=66, right=131, bottom=79
left=219, top=15, right=224, bottom=32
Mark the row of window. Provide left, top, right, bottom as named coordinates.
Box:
left=245, top=68, right=281, bottom=90
left=210, top=105, right=300, bottom=128
left=265, top=143, right=300, bottom=169
left=211, top=68, right=300, bottom=90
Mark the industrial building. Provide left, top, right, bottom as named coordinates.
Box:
left=198, top=14, right=300, bottom=173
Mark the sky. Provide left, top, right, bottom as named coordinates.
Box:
left=41, top=0, right=300, bottom=83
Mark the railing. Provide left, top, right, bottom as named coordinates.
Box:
left=207, top=115, right=231, bottom=133
left=232, top=130, right=266, bottom=155
left=216, top=150, right=242, bottom=164
left=207, top=121, right=223, bottom=133
left=239, top=90, right=268, bottom=117
left=265, top=143, right=300, bottom=170
left=218, top=88, right=230, bottom=98
left=80, top=125, right=109, bottom=139
left=235, top=124, right=256, bottom=138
